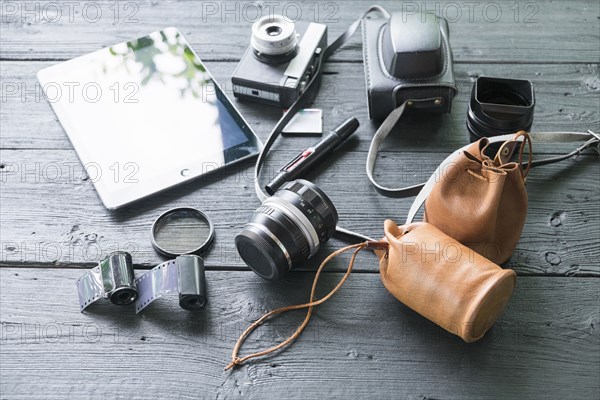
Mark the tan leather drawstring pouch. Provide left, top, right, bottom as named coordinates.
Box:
left=226, top=220, right=515, bottom=370
left=423, top=131, right=532, bottom=264
left=378, top=220, right=515, bottom=342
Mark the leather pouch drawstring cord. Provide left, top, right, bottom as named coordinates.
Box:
left=225, top=241, right=388, bottom=370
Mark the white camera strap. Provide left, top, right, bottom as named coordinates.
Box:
left=366, top=102, right=600, bottom=198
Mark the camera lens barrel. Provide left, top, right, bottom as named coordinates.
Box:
left=251, top=15, right=299, bottom=63
left=235, top=180, right=338, bottom=280
left=467, top=76, right=535, bottom=142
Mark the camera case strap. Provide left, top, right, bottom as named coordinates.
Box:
left=366, top=102, right=600, bottom=198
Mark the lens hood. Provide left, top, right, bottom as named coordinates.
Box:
left=467, top=76, right=535, bottom=142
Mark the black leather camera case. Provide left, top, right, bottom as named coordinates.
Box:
left=362, top=13, right=457, bottom=120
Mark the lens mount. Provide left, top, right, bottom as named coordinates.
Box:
left=251, top=15, right=298, bottom=62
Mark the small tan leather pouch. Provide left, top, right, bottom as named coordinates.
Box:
left=423, top=131, right=531, bottom=264
left=378, top=220, right=516, bottom=342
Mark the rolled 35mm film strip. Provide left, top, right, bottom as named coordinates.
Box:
left=135, top=255, right=207, bottom=314
left=77, top=253, right=207, bottom=313
left=77, top=251, right=138, bottom=312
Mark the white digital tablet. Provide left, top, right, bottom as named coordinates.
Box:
left=38, top=28, right=262, bottom=209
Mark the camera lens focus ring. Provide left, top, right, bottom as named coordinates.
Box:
left=280, top=180, right=338, bottom=241
left=275, top=190, right=330, bottom=245
left=255, top=205, right=310, bottom=261
left=264, top=196, right=319, bottom=257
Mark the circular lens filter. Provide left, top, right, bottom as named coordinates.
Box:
left=151, top=208, right=215, bottom=258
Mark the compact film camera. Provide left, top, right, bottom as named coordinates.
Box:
left=231, top=15, right=327, bottom=108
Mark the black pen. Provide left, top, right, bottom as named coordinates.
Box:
left=265, top=117, right=360, bottom=195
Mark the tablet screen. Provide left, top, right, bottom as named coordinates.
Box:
left=38, top=28, right=262, bottom=209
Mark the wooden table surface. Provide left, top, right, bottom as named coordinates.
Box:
left=1, top=1, right=599, bottom=399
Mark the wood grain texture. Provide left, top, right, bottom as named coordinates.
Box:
left=1, top=268, right=598, bottom=400
left=1, top=147, right=598, bottom=275
left=1, top=1, right=600, bottom=398
left=0, top=0, right=599, bottom=63
left=1, top=61, right=599, bottom=150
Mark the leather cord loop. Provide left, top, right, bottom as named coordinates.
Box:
left=512, top=130, right=533, bottom=178
left=225, top=241, right=387, bottom=370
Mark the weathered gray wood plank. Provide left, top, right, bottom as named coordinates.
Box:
left=1, top=268, right=598, bottom=400
left=1, top=61, right=598, bottom=151
left=1, top=1, right=599, bottom=63
left=1, top=1, right=599, bottom=399
left=1, top=147, right=598, bottom=275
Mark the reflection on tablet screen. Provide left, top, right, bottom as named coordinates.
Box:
left=38, top=28, right=261, bottom=208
